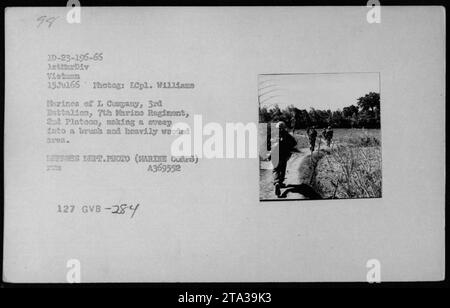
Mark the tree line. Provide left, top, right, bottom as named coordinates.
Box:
left=259, top=92, right=380, bottom=129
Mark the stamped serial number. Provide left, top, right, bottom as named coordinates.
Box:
left=57, top=203, right=140, bottom=218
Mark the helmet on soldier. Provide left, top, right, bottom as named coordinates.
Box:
left=275, top=121, right=286, bottom=130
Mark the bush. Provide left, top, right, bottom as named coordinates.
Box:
left=314, top=145, right=382, bottom=199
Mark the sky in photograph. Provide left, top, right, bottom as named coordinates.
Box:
left=258, top=73, right=380, bottom=111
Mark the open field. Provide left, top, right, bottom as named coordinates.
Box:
left=259, top=127, right=380, bottom=159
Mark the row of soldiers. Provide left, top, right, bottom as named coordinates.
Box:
left=269, top=122, right=334, bottom=197
left=306, top=126, right=334, bottom=152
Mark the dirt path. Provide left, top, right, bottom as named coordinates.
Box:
left=282, top=149, right=311, bottom=199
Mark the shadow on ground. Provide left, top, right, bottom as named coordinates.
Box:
left=279, top=184, right=322, bottom=199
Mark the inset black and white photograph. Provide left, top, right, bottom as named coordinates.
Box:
left=259, top=73, right=381, bottom=201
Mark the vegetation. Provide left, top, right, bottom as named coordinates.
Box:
left=259, top=92, right=380, bottom=129
left=313, top=131, right=382, bottom=199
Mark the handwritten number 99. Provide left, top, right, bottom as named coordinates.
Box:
left=37, top=16, right=59, bottom=28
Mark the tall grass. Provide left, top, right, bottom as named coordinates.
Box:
left=314, top=134, right=382, bottom=199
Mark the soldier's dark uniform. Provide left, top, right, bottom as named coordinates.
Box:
left=322, top=126, right=334, bottom=146
left=269, top=123, right=297, bottom=196
left=307, top=127, right=317, bottom=152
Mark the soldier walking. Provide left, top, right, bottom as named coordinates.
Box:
left=306, top=126, right=318, bottom=152
left=268, top=121, right=297, bottom=197
left=322, top=126, right=334, bottom=147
